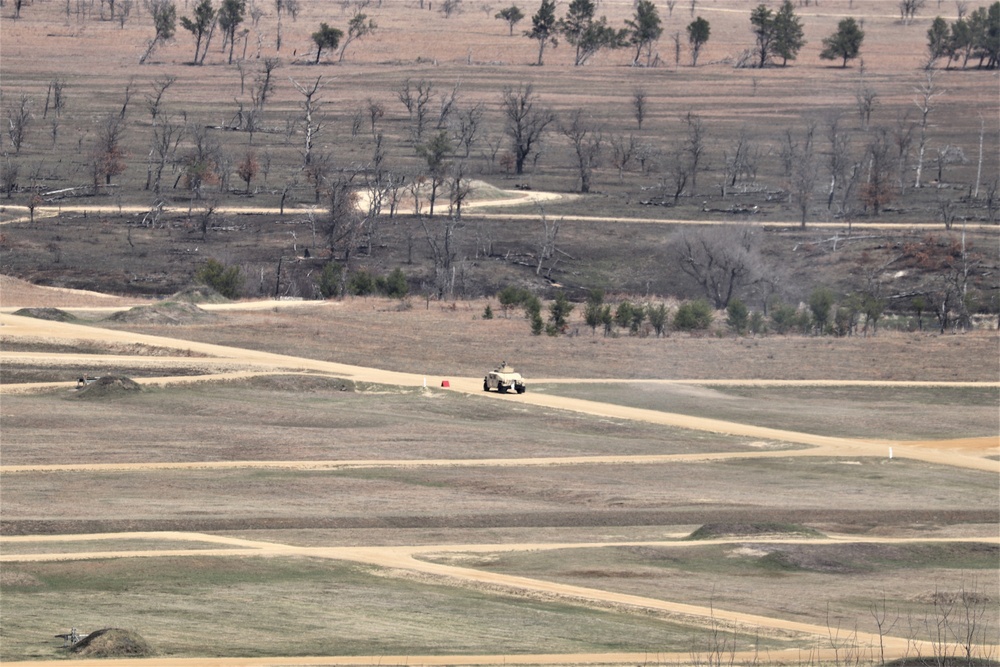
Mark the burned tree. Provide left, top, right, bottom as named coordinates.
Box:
left=501, top=84, right=555, bottom=176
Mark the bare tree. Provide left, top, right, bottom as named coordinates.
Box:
left=436, top=82, right=461, bottom=130
left=535, top=205, right=559, bottom=276
left=673, top=224, right=767, bottom=309
left=610, top=133, right=637, bottom=183
left=420, top=215, right=459, bottom=298
left=452, top=102, right=484, bottom=158
left=6, top=94, right=31, bottom=154
left=90, top=113, right=128, bottom=191
left=898, top=0, right=925, bottom=25
left=145, top=75, right=176, bottom=124
left=789, top=122, right=818, bottom=228
left=719, top=127, right=756, bottom=198
left=290, top=75, right=325, bottom=166
left=892, top=113, right=916, bottom=203
left=561, top=109, right=601, bottom=193
left=326, top=171, right=362, bottom=264
left=146, top=118, right=183, bottom=193
left=396, top=78, right=434, bottom=143
left=826, top=115, right=856, bottom=213
left=856, top=85, right=878, bottom=132
left=500, top=84, right=555, bottom=176
left=913, top=71, right=943, bottom=189
left=43, top=79, right=67, bottom=120
left=682, top=111, right=705, bottom=194
left=861, top=127, right=896, bottom=216
left=632, top=87, right=647, bottom=130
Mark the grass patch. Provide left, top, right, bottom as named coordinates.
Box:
left=535, top=383, right=1000, bottom=440
left=686, top=522, right=825, bottom=540
left=0, top=555, right=747, bottom=661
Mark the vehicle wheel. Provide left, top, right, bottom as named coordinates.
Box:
left=498, top=385, right=507, bottom=394
left=516, top=385, right=526, bottom=394
left=484, top=379, right=490, bottom=391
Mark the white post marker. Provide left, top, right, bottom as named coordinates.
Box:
left=889, top=447, right=893, bottom=459
left=423, top=377, right=427, bottom=388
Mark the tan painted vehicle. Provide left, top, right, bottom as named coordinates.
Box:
left=483, top=362, right=526, bottom=394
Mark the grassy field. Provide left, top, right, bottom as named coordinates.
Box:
left=4, top=554, right=750, bottom=661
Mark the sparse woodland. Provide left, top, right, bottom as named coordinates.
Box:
left=1, top=0, right=998, bottom=335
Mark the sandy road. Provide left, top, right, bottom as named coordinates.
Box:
left=5, top=197, right=1000, bottom=231
left=2, top=299, right=998, bottom=666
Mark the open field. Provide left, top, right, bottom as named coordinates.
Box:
left=1, top=283, right=998, bottom=664
left=2, top=0, right=999, bottom=663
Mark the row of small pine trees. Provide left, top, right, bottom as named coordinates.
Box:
left=487, top=286, right=890, bottom=338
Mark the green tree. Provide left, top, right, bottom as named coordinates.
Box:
left=527, top=0, right=558, bottom=65
left=975, top=3, right=999, bottom=69
left=312, top=22, right=344, bottom=63
left=772, top=0, right=805, bottom=66
left=179, top=0, right=215, bottom=64
left=647, top=302, right=668, bottom=337
left=416, top=130, right=452, bottom=216
left=809, top=287, right=834, bottom=334
left=498, top=285, right=532, bottom=316
left=318, top=262, right=343, bottom=298
left=548, top=291, right=574, bottom=332
left=348, top=268, right=375, bottom=296
left=626, top=0, right=662, bottom=66
left=726, top=298, right=749, bottom=335
left=926, top=16, right=950, bottom=67
left=338, top=11, right=376, bottom=62
left=496, top=4, right=524, bottom=36
left=559, top=0, right=626, bottom=66
left=769, top=301, right=799, bottom=334
left=820, top=17, right=864, bottom=68
left=195, top=258, right=243, bottom=299
left=614, top=300, right=634, bottom=329
left=140, top=0, right=177, bottom=64
left=749, top=4, right=775, bottom=68
left=686, top=16, right=710, bottom=66
left=674, top=300, right=713, bottom=331
left=217, top=0, right=246, bottom=65
left=583, top=288, right=604, bottom=333
left=378, top=267, right=409, bottom=298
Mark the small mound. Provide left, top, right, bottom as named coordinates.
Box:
left=106, top=301, right=212, bottom=325
left=10, top=307, right=77, bottom=322
left=73, top=375, right=142, bottom=399
left=687, top=522, right=824, bottom=540
left=71, top=628, right=154, bottom=657
left=169, top=285, right=231, bottom=304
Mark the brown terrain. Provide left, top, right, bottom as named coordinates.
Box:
left=2, top=0, right=999, bottom=663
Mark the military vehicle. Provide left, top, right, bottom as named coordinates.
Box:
left=483, top=362, right=526, bottom=394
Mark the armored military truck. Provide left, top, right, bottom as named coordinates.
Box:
left=483, top=362, right=526, bottom=394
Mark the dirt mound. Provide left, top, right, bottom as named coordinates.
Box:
left=106, top=301, right=213, bottom=325
left=687, top=522, right=824, bottom=540
left=10, top=307, right=77, bottom=322
left=70, top=628, right=154, bottom=657
left=73, top=375, right=143, bottom=399
left=168, top=285, right=231, bottom=304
